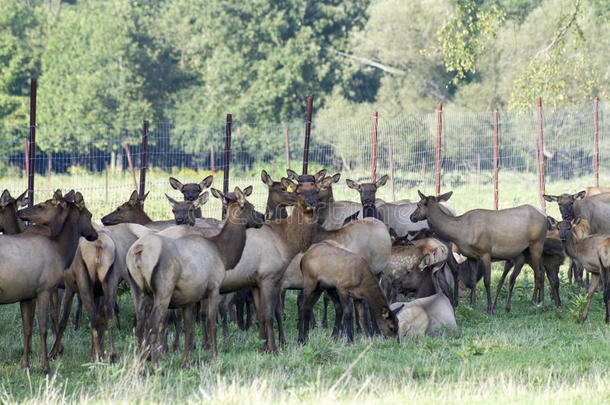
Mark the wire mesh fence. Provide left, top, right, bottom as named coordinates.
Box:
left=0, top=99, right=607, bottom=222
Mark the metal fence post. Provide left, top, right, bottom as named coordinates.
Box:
left=371, top=112, right=378, bottom=181
left=594, top=97, right=599, bottom=187
left=139, top=120, right=149, bottom=198
left=124, top=143, right=138, bottom=192
left=303, top=94, right=314, bottom=174
left=493, top=109, right=499, bottom=210
left=388, top=136, right=395, bottom=202
left=210, top=144, right=215, bottom=172
left=285, top=128, right=290, bottom=170
left=537, top=97, right=546, bottom=211
left=436, top=103, right=442, bottom=196
left=223, top=113, right=232, bottom=219
left=28, top=78, right=37, bottom=206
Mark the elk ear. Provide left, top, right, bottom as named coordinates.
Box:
left=331, top=173, right=341, bottom=183
left=543, top=194, right=558, bottom=202
left=261, top=170, right=274, bottom=187
left=242, top=185, right=253, bottom=197
left=165, top=193, right=179, bottom=207
left=318, top=176, right=333, bottom=190
left=572, top=218, right=582, bottom=226
left=417, top=190, right=426, bottom=201
left=139, top=191, right=149, bottom=203
left=437, top=191, right=453, bottom=202
left=286, top=169, right=299, bottom=181
left=16, top=191, right=28, bottom=208
left=575, top=190, right=586, bottom=200
left=74, top=192, right=86, bottom=210
left=233, top=187, right=246, bottom=205
left=0, top=190, right=11, bottom=207
left=63, top=190, right=75, bottom=203
left=169, top=177, right=184, bottom=191
left=281, top=178, right=296, bottom=191
left=314, top=169, right=327, bottom=183
left=345, top=179, right=359, bottom=190
left=199, top=175, right=214, bottom=190
left=376, top=174, right=389, bottom=188
left=194, top=191, right=209, bottom=208
left=127, top=190, right=139, bottom=206
left=381, top=307, right=391, bottom=319
left=210, top=188, right=225, bottom=200
left=391, top=304, right=404, bottom=316
left=547, top=216, right=558, bottom=229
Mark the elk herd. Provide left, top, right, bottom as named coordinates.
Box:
left=0, top=171, right=609, bottom=374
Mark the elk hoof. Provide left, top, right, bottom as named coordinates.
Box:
left=109, top=352, right=117, bottom=364
left=42, top=365, right=51, bottom=375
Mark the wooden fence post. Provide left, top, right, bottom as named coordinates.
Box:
left=303, top=94, right=314, bottom=174
left=371, top=112, right=378, bottom=181
left=493, top=109, right=499, bottom=210
left=139, top=120, right=149, bottom=198
left=537, top=97, right=546, bottom=211
left=28, top=78, right=37, bottom=206
left=222, top=114, right=232, bottom=219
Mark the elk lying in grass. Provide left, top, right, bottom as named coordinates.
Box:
left=0, top=190, right=98, bottom=374
left=298, top=241, right=399, bottom=344
left=493, top=226, right=565, bottom=312
left=0, top=189, right=27, bottom=234
left=169, top=175, right=213, bottom=218
left=390, top=293, right=457, bottom=337
left=550, top=218, right=610, bottom=323
left=101, top=190, right=219, bottom=230
left=411, top=191, right=548, bottom=314
left=127, top=186, right=263, bottom=370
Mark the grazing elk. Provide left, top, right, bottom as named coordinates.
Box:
left=410, top=191, right=547, bottom=314
left=0, top=190, right=98, bottom=374
left=298, top=241, right=399, bottom=344
left=550, top=218, right=610, bottom=323
left=168, top=175, right=213, bottom=218
left=102, top=190, right=219, bottom=231
left=127, top=186, right=263, bottom=370
left=0, top=189, right=27, bottom=234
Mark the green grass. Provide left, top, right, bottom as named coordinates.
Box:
left=1, top=271, right=609, bottom=404
left=1, top=168, right=609, bottom=403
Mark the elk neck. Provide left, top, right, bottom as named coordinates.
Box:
left=269, top=204, right=317, bottom=256
left=425, top=202, right=461, bottom=243
left=208, top=204, right=248, bottom=270
left=52, top=207, right=85, bottom=270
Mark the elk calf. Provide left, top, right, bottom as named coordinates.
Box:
left=169, top=175, right=213, bottom=218
left=390, top=293, right=457, bottom=337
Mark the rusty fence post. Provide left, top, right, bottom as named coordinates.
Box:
left=493, top=109, right=499, bottom=210
left=139, top=120, right=149, bottom=199
left=537, top=97, right=546, bottom=211
left=303, top=94, right=314, bottom=174
left=388, top=136, right=395, bottom=202
left=210, top=143, right=215, bottom=172
left=222, top=114, right=232, bottom=219
left=371, top=112, right=378, bottom=181
left=24, top=139, right=29, bottom=181
left=28, top=78, right=37, bottom=206
left=435, top=103, right=442, bottom=196
left=594, top=97, right=599, bottom=187
left=124, top=143, right=138, bottom=192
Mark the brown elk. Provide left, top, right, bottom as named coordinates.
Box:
left=345, top=175, right=389, bottom=220
left=0, top=190, right=98, bottom=374
left=298, top=241, right=399, bottom=344
left=0, top=189, right=27, bottom=234
left=493, top=226, right=565, bottom=312
left=410, top=191, right=547, bottom=314
left=126, top=186, right=263, bottom=371
left=169, top=175, right=213, bottom=218
left=549, top=218, right=610, bottom=323
left=261, top=169, right=296, bottom=220
left=390, top=293, right=457, bottom=337
left=165, top=192, right=210, bottom=226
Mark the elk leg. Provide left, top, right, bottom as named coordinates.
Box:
left=74, top=269, right=102, bottom=363
left=35, top=291, right=51, bottom=374
left=245, top=291, right=254, bottom=331
left=149, top=294, right=171, bottom=373
left=274, top=297, right=286, bottom=346
left=480, top=255, right=493, bottom=314
left=529, top=241, right=545, bottom=308
left=299, top=285, right=322, bottom=345
left=181, top=304, right=194, bottom=368
left=73, top=294, right=83, bottom=331
left=544, top=264, right=561, bottom=308
left=493, top=260, right=514, bottom=311
left=114, top=299, right=121, bottom=331
left=326, top=289, right=343, bottom=339
left=235, top=293, right=245, bottom=330
left=251, top=287, right=266, bottom=350
left=582, top=273, right=600, bottom=321
left=505, top=258, right=525, bottom=312
left=102, top=281, right=117, bottom=363
left=199, top=300, right=210, bottom=351
left=260, top=283, right=279, bottom=353
left=19, top=299, right=35, bottom=370
left=50, top=289, right=60, bottom=336
left=50, top=286, right=75, bottom=359
left=134, top=294, right=151, bottom=355
left=322, top=291, right=330, bottom=328
left=354, top=302, right=362, bottom=334
left=601, top=268, right=609, bottom=324
left=468, top=259, right=478, bottom=310
left=354, top=299, right=371, bottom=338
left=337, top=289, right=354, bottom=343
left=207, top=289, right=220, bottom=360
left=218, top=295, right=230, bottom=344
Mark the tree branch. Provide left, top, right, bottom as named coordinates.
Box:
left=327, top=48, right=406, bottom=75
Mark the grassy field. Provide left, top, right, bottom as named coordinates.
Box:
left=0, top=168, right=609, bottom=404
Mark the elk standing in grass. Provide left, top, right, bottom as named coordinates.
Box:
left=411, top=191, right=547, bottom=314
left=0, top=190, right=98, bottom=374
left=298, top=241, right=399, bottom=344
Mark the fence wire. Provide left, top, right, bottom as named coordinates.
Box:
left=0, top=100, right=607, bottom=221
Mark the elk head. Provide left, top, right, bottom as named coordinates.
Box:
left=549, top=216, right=591, bottom=241
left=543, top=191, right=586, bottom=220
left=19, top=189, right=97, bottom=241
left=166, top=192, right=209, bottom=226
left=261, top=169, right=296, bottom=220
left=0, top=189, right=27, bottom=234
left=281, top=176, right=328, bottom=215
left=379, top=305, right=400, bottom=339
left=346, top=175, right=388, bottom=207
left=169, top=175, right=213, bottom=202
left=211, top=186, right=264, bottom=228
left=410, top=190, right=453, bottom=222
left=101, top=190, right=150, bottom=225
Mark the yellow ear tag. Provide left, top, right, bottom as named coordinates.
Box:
left=287, top=185, right=295, bottom=192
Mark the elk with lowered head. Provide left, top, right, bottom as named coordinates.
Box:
left=298, top=240, right=399, bottom=344
left=0, top=190, right=98, bottom=374
left=410, top=190, right=548, bottom=314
